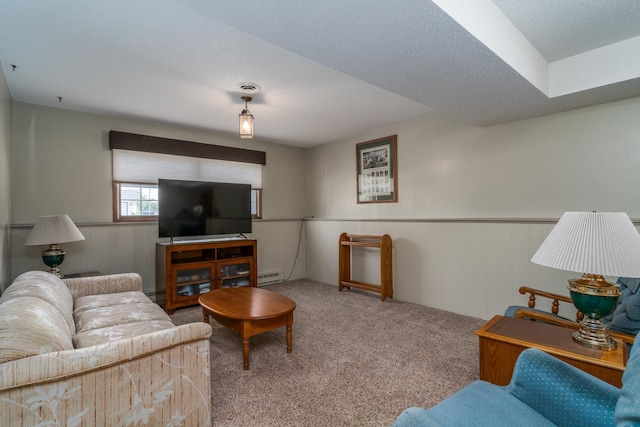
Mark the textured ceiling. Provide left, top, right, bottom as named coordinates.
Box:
left=492, top=0, right=640, bottom=61
left=1, top=0, right=639, bottom=147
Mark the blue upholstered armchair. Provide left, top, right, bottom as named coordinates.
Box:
left=393, top=341, right=640, bottom=426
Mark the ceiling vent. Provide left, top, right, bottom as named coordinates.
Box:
left=236, top=82, right=261, bottom=94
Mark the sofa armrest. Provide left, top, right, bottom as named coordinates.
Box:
left=63, top=273, right=143, bottom=298
left=0, top=322, right=212, bottom=425
left=506, top=348, right=619, bottom=427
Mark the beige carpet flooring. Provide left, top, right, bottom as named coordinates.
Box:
left=170, top=279, right=486, bottom=427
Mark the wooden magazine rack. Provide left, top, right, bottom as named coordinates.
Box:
left=338, top=233, right=393, bottom=301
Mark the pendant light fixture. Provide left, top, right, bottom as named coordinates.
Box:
left=239, top=96, right=254, bottom=139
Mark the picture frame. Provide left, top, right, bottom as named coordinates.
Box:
left=356, top=135, right=397, bottom=203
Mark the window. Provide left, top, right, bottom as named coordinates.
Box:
left=114, top=183, right=159, bottom=221
left=110, top=132, right=265, bottom=223
left=251, top=188, right=262, bottom=220
left=114, top=183, right=262, bottom=221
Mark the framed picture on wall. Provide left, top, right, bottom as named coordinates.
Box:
left=356, top=135, right=397, bottom=203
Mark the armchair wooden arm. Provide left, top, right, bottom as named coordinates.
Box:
left=519, top=286, right=584, bottom=322
left=514, top=308, right=576, bottom=329
left=514, top=308, right=635, bottom=346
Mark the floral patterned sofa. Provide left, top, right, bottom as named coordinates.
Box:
left=0, top=271, right=212, bottom=426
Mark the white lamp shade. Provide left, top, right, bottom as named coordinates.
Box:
left=25, top=215, right=85, bottom=246
left=531, top=212, right=640, bottom=278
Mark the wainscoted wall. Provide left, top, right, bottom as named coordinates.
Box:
left=10, top=219, right=305, bottom=296
left=8, top=94, right=640, bottom=321
left=305, top=97, right=640, bottom=320
left=9, top=103, right=307, bottom=291
left=305, top=219, right=587, bottom=321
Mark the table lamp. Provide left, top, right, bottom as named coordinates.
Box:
left=25, top=215, right=85, bottom=278
left=531, top=212, right=640, bottom=350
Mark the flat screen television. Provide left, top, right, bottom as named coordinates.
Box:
left=158, top=179, right=252, bottom=239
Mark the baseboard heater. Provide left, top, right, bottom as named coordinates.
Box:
left=258, top=271, right=285, bottom=286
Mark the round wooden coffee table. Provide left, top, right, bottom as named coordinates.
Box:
left=199, top=287, right=296, bottom=370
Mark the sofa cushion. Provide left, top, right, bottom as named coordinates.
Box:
left=64, top=272, right=143, bottom=298
left=1, top=271, right=75, bottom=334
left=12, top=270, right=68, bottom=287
left=0, top=297, right=74, bottom=363
left=74, top=293, right=172, bottom=334
left=72, top=320, right=177, bottom=348
left=73, top=291, right=175, bottom=347
left=74, top=291, right=152, bottom=314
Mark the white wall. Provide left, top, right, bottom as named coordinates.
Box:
left=305, top=97, right=640, bottom=320
left=0, top=67, right=12, bottom=291
left=10, top=102, right=307, bottom=293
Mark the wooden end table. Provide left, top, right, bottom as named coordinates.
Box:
left=199, top=287, right=296, bottom=370
left=476, top=315, right=627, bottom=387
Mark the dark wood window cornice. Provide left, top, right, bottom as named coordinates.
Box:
left=109, top=131, right=266, bottom=165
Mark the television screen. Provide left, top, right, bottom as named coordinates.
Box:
left=158, top=179, right=252, bottom=238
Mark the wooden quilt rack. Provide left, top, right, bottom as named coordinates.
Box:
left=338, top=233, right=393, bottom=301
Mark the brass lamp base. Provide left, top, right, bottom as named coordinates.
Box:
left=568, top=274, right=620, bottom=351
left=572, top=319, right=618, bottom=350
left=42, top=244, right=66, bottom=278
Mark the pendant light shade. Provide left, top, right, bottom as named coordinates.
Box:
left=239, top=96, right=254, bottom=139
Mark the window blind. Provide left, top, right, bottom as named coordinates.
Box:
left=112, top=149, right=262, bottom=188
